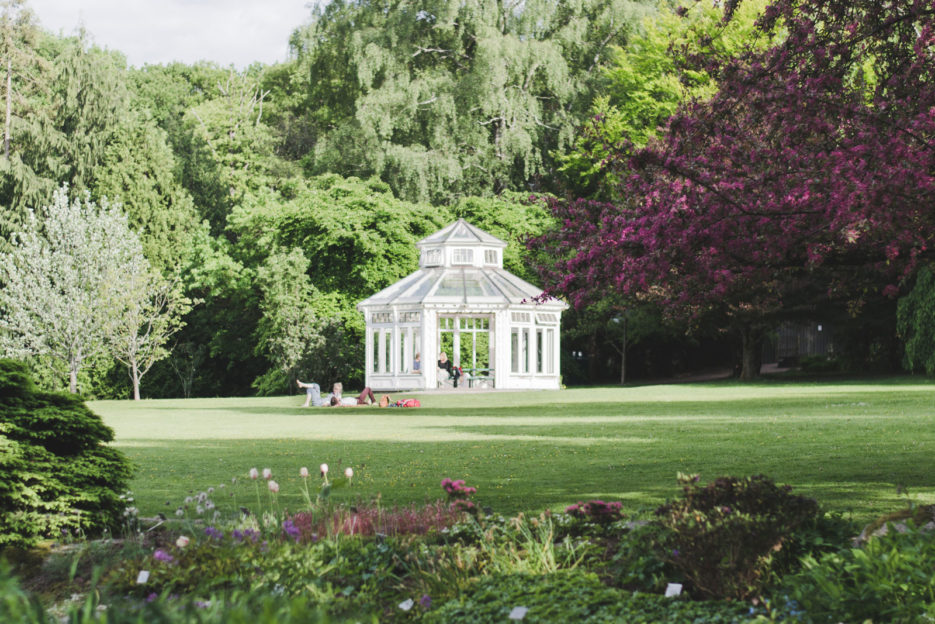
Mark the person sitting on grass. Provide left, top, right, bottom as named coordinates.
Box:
left=296, top=379, right=322, bottom=407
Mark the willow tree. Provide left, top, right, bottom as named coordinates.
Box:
left=290, top=0, right=655, bottom=203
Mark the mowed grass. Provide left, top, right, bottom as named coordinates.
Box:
left=90, top=378, right=935, bottom=524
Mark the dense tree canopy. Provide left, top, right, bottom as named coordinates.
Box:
left=536, top=0, right=935, bottom=378
left=2, top=0, right=932, bottom=395
left=289, top=0, right=656, bottom=203
left=557, top=0, right=769, bottom=196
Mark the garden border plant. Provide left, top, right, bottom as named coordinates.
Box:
left=0, top=359, right=133, bottom=548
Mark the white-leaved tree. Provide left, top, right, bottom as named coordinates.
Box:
left=105, top=270, right=192, bottom=400
left=0, top=184, right=188, bottom=396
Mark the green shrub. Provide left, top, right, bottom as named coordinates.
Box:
left=654, top=473, right=820, bottom=600
left=776, top=522, right=935, bottom=623
left=608, top=522, right=673, bottom=593
left=0, top=359, right=133, bottom=548
left=423, top=571, right=758, bottom=623
left=798, top=355, right=841, bottom=374
left=1, top=556, right=362, bottom=623
left=105, top=529, right=398, bottom=617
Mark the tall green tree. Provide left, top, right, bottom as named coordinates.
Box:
left=252, top=247, right=325, bottom=394
left=49, top=33, right=129, bottom=194
left=179, top=70, right=297, bottom=233
left=0, top=29, right=135, bottom=249
left=91, top=113, right=202, bottom=273
left=0, top=0, right=54, bottom=244
left=558, top=0, right=770, bottom=197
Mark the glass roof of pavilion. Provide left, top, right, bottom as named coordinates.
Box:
left=358, top=266, right=559, bottom=307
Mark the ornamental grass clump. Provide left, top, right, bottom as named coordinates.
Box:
left=289, top=500, right=462, bottom=539
left=655, top=473, right=820, bottom=600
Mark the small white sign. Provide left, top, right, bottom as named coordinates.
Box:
left=509, top=606, right=528, bottom=620
left=136, top=570, right=150, bottom=585
left=665, top=583, right=682, bottom=597
left=398, top=598, right=414, bottom=611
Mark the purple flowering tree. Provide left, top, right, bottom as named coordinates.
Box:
left=535, top=0, right=935, bottom=378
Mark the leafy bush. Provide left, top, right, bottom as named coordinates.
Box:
left=608, top=522, right=673, bottom=593
left=2, top=556, right=357, bottom=624
left=565, top=500, right=624, bottom=523
left=776, top=522, right=935, bottom=623
left=424, top=571, right=758, bottom=623
left=654, top=473, right=820, bottom=600
left=0, top=359, right=133, bottom=548
left=105, top=528, right=398, bottom=617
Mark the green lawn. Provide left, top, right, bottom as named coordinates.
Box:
left=90, top=378, right=935, bottom=524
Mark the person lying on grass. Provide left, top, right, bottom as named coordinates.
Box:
left=297, top=380, right=413, bottom=407
left=328, top=382, right=378, bottom=406
left=296, top=379, right=322, bottom=407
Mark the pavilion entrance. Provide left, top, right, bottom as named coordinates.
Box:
left=438, top=315, right=493, bottom=385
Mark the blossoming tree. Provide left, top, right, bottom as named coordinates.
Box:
left=535, top=0, right=935, bottom=378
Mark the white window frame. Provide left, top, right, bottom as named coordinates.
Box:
left=452, top=248, right=474, bottom=265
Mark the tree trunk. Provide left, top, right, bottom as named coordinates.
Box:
left=69, top=366, right=78, bottom=394
left=587, top=332, right=601, bottom=383
left=739, top=324, right=764, bottom=380
left=132, top=364, right=141, bottom=401
left=619, top=316, right=628, bottom=385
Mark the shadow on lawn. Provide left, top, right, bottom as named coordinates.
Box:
left=190, top=391, right=927, bottom=420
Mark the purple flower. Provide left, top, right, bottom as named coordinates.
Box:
left=204, top=526, right=223, bottom=540
left=282, top=519, right=301, bottom=542
left=420, top=594, right=432, bottom=609
left=146, top=593, right=158, bottom=603
left=153, top=549, right=174, bottom=563
left=672, top=549, right=680, bottom=558
left=232, top=529, right=244, bottom=542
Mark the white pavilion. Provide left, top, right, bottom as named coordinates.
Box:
left=357, top=219, right=567, bottom=391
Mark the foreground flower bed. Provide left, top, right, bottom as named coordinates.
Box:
left=3, top=469, right=934, bottom=623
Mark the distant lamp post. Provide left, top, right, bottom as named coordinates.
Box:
left=611, top=310, right=632, bottom=385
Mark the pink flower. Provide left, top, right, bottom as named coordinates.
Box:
left=175, top=535, right=190, bottom=548
left=344, top=467, right=354, bottom=479
left=300, top=467, right=310, bottom=478
left=268, top=480, right=280, bottom=493
left=249, top=468, right=259, bottom=480
left=320, top=463, right=329, bottom=476
left=262, top=468, right=272, bottom=480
